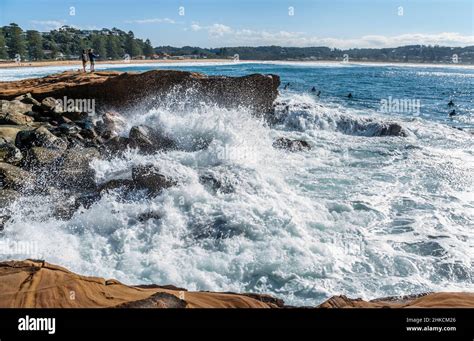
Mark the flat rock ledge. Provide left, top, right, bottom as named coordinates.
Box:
left=0, top=70, right=280, bottom=115
left=1, top=260, right=472, bottom=308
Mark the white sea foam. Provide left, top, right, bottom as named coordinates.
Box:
left=1, top=91, right=473, bottom=306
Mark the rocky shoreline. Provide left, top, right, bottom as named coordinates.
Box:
left=1, top=71, right=471, bottom=308
left=1, top=260, right=472, bottom=308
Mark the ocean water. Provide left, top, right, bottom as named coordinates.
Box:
left=1, top=62, right=473, bottom=305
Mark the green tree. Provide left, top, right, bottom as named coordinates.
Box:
left=106, top=35, right=122, bottom=59
left=4, top=23, right=26, bottom=59
left=0, top=29, right=7, bottom=59
left=91, top=34, right=107, bottom=59
left=124, top=31, right=142, bottom=57
left=143, top=39, right=154, bottom=57
left=26, top=30, right=43, bottom=60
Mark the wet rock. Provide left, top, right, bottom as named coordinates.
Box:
left=0, top=100, right=34, bottom=125
left=25, top=147, right=64, bottom=168
left=0, top=162, right=35, bottom=190
left=101, top=111, right=126, bottom=138
left=199, top=172, right=236, bottom=194
left=52, top=191, right=102, bottom=220
left=0, top=214, right=11, bottom=231
left=0, top=99, right=33, bottom=116
left=56, top=148, right=100, bottom=191
left=40, top=97, right=63, bottom=114
left=0, top=126, right=32, bottom=144
left=0, top=111, right=34, bottom=125
left=102, top=136, right=130, bottom=154
left=137, top=211, right=163, bottom=222
left=0, top=70, right=280, bottom=116
left=61, top=110, right=89, bottom=122
left=379, top=123, right=407, bottom=137
left=58, top=123, right=81, bottom=135
left=0, top=139, right=23, bottom=164
left=14, top=93, right=41, bottom=106
left=0, top=189, right=18, bottom=208
left=129, top=125, right=176, bottom=153
left=98, top=178, right=135, bottom=193
left=272, top=137, right=311, bottom=151
left=132, top=165, right=177, bottom=193
left=16, top=126, right=67, bottom=151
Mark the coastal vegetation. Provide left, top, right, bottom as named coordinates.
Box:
left=0, top=24, right=473, bottom=64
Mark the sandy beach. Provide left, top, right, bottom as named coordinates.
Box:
left=0, top=58, right=231, bottom=69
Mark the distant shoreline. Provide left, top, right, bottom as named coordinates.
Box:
left=0, top=58, right=472, bottom=70
left=0, top=58, right=230, bottom=69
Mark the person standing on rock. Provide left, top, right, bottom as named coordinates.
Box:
left=88, top=49, right=99, bottom=72
left=81, top=50, right=88, bottom=72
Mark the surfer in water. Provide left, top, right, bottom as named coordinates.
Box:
left=448, top=100, right=455, bottom=107
left=347, top=92, right=353, bottom=99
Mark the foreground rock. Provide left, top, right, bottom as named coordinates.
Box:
left=0, top=70, right=280, bottom=115
left=273, top=137, right=311, bottom=151
left=0, top=260, right=275, bottom=308
left=0, top=260, right=472, bottom=308
left=317, top=293, right=474, bottom=308
left=0, top=163, right=35, bottom=190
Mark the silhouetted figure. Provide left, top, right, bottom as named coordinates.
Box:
left=311, top=86, right=316, bottom=92
left=284, top=82, right=290, bottom=90
left=88, top=49, right=99, bottom=72
left=449, top=110, right=456, bottom=117
left=81, top=49, right=88, bottom=72
left=448, top=100, right=455, bottom=107
left=347, top=93, right=353, bottom=99
left=317, top=90, right=321, bottom=97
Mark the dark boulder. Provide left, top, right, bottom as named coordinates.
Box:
left=16, top=126, right=68, bottom=151
left=129, top=125, right=176, bottom=153
left=25, top=147, right=64, bottom=168
left=0, top=139, right=23, bottom=164
left=55, top=148, right=100, bottom=191
left=379, top=123, right=407, bottom=137
left=98, top=178, right=136, bottom=193
left=272, top=137, right=311, bottom=152
left=14, top=93, right=41, bottom=106
left=0, top=189, right=18, bottom=208
left=132, top=164, right=177, bottom=193
left=0, top=162, right=35, bottom=190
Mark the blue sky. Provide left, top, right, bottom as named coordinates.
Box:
left=1, top=0, right=473, bottom=48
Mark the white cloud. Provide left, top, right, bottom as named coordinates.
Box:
left=30, top=20, right=66, bottom=30
left=125, top=18, right=175, bottom=24
left=190, top=23, right=203, bottom=32
left=188, top=23, right=474, bottom=48
left=208, top=24, right=233, bottom=37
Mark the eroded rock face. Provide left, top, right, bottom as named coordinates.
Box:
left=0, top=70, right=280, bottom=115
left=0, top=260, right=276, bottom=308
